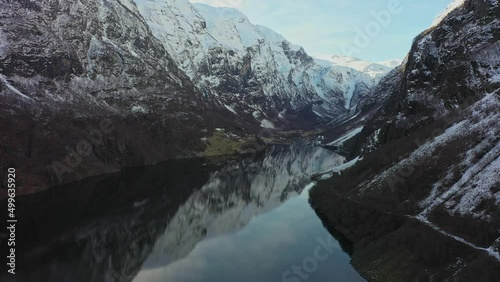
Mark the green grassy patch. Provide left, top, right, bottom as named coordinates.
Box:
left=202, top=130, right=263, bottom=157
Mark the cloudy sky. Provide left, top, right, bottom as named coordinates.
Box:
left=190, top=0, right=454, bottom=62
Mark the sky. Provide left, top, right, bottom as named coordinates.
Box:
left=189, top=0, right=455, bottom=62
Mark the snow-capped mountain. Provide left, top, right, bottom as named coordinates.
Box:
left=315, top=54, right=402, bottom=82
left=377, top=59, right=403, bottom=69
left=311, top=0, right=500, bottom=280
left=135, top=0, right=393, bottom=126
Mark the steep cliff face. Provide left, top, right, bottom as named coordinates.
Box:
left=359, top=0, right=500, bottom=150
left=0, top=0, right=216, bottom=193
left=0, top=0, right=197, bottom=108
left=311, top=0, right=500, bottom=280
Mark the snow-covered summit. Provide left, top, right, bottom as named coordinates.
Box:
left=193, top=3, right=294, bottom=52
left=315, top=54, right=401, bottom=81
left=377, top=59, right=402, bottom=69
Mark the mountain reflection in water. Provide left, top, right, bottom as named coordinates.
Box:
left=1, top=143, right=365, bottom=282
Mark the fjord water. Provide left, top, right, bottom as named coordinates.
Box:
left=5, top=144, right=365, bottom=282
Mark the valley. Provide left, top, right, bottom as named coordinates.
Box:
left=0, top=0, right=499, bottom=281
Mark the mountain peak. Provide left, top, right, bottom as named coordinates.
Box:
left=376, top=59, right=402, bottom=68
left=193, top=2, right=287, bottom=49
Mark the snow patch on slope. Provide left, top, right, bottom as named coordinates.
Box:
left=418, top=94, right=500, bottom=219
left=327, top=126, right=364, bottom=146
left=224, top=104, right=237, bottom=114
left=193, top=3, right=287, bottom=50
left=0, top=74, right=35, bottom=101
left=260, top=119, right=275, bottom=129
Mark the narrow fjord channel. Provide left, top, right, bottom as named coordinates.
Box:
left=3, top=144, right=365, bottom=282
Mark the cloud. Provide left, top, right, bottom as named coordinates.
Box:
left=190, top=0, right=244, bottom=8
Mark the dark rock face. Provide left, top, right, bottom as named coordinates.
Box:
left=1, top=0, right=186, bottom=89
left=351, top=66, right=403, bottom=115
left=359, top=0, right=500, bottom=151
left=311, top=1, right=500, bottom=280
left=282, top=41, right=314, bottom=66
left=0, top=0, right=224, bottom=194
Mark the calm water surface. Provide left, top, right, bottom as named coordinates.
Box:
left=2, top=144, right=365, bottom=282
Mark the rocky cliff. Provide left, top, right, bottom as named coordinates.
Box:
left=0, top=0, right=222, bottom=194
left=311, top=0, right=500, bottom=280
